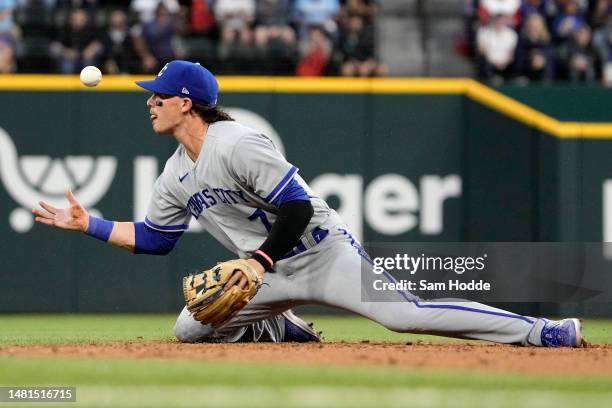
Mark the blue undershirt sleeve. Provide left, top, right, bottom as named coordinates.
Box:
left=133, top=222, right=183, bottom=255
left=271, top=177, right=310, bottom=208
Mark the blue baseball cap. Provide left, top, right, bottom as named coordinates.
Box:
left=135, top=60, right=218, bottom=107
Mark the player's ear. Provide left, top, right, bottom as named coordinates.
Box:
left=180, top=98, right=193, bottom=113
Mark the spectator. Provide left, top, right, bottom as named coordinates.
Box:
left=1, top=0, right=20, bottom=68
left=481, top=0, right=520, bottom=15
left=516, top=12, right=554, bottom=82
left=188, top=0, right=215, bottom=36
left=565, top=24, right=597, bottom=82
left=0, top=33, right=15, bottom=72
left=98, top=9, right=138, bottom=74
left=132, top=2, right=182, bottom=73
left=49, top=7, right=100, bottom=73
left=253, top=0, right=297, bottom=73
left=339, top=0, right=377, bottom=25
left=519, top=0, right=554, bottom=24
left=254, top=0, right=295, bottom=52
left=591, top=0, right=612, bottom=30
left=1, top=0, right=20, bottom=42
left=296, top=25, right=330, bottom=76
left=551, top=0, right=588, bottom=15
left=9, top=0, right=378, bottom=76
left=478, top=0, right=520, bottom=26
left=476, top=13, right=518, bottom=81
left=593, top=12, right=612, bottom=80
left=131, top=0, right=180, bottom=24
left=214, top=0, right=255, bottom=60
left=54, top=0, right=98, bottom=13
left=337, top=14, right=383, bottom=76
left=552, top=0, right=585, bottom=42
left=14, top=1, right=52, bottom=36
left=293, top=0, right=340, bottom=41
left=16, top=0, right=57, bottom=11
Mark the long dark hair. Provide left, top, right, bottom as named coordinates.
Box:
left=191, top=104, right=234, bottom=123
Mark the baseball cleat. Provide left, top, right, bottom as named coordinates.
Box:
left=282, top=309, right=322, bottom=342
left=540, top=318, right=584, bottom=347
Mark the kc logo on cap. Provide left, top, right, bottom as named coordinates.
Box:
left=157, top=64, right=169, bottom=77
left=135, top=60, right=219, bottom=107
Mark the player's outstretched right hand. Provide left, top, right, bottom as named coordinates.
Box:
left=32, top=190, right=89, bottom=232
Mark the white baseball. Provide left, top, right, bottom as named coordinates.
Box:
left=80, top=66, right=102, bottom=87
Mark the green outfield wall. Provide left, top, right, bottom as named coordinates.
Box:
left=498, top=85, right=612, bottom=122
left=0, top=78, right=611, bottom=317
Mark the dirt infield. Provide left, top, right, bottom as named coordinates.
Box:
left=2, top=341, right=611, bottom=374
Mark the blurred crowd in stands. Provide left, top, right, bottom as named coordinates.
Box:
left=0, top=0, right=386, bottom=76
left=6, top=0, right=612, bottom=83
left=466, top=0, right=612, bottom=84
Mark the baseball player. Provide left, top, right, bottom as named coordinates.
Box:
left=33, top=60, right=583, bottom=347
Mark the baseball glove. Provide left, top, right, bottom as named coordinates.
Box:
left=183, top=259, right=263, bottom=328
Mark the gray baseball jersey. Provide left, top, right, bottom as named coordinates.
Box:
left=144, top=121, right=331, bottom=258
left=148, top=120, right=542, bottom=346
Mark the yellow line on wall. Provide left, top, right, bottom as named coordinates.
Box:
left=215, top=77, right=469, bottom=94
left=0, top=75, right=470, bottom=93
left=0, top=75, right=610, bottom=138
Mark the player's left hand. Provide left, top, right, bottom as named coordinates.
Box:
left=183, top=259, right=264, bottom=328
left=32, top=190, right=89, bottom=232
left=224, top=258, right=265, bottom=291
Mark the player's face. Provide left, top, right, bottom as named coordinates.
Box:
left=146, top=93, right=184, bottom=134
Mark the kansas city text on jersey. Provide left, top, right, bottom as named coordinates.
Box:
left=187, top=188, right=249, bottom=218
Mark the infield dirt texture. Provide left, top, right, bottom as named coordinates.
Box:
left=0, top=315, right=611, bottom=408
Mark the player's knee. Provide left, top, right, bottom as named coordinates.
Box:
left=173, top=315, right=213, bottom=343
left=173, top=319, right=195, bottom=343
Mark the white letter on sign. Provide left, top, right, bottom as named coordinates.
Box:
left=365, top=174, right=419, bottom=235
left=420, top=175, right=462, bottom=234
